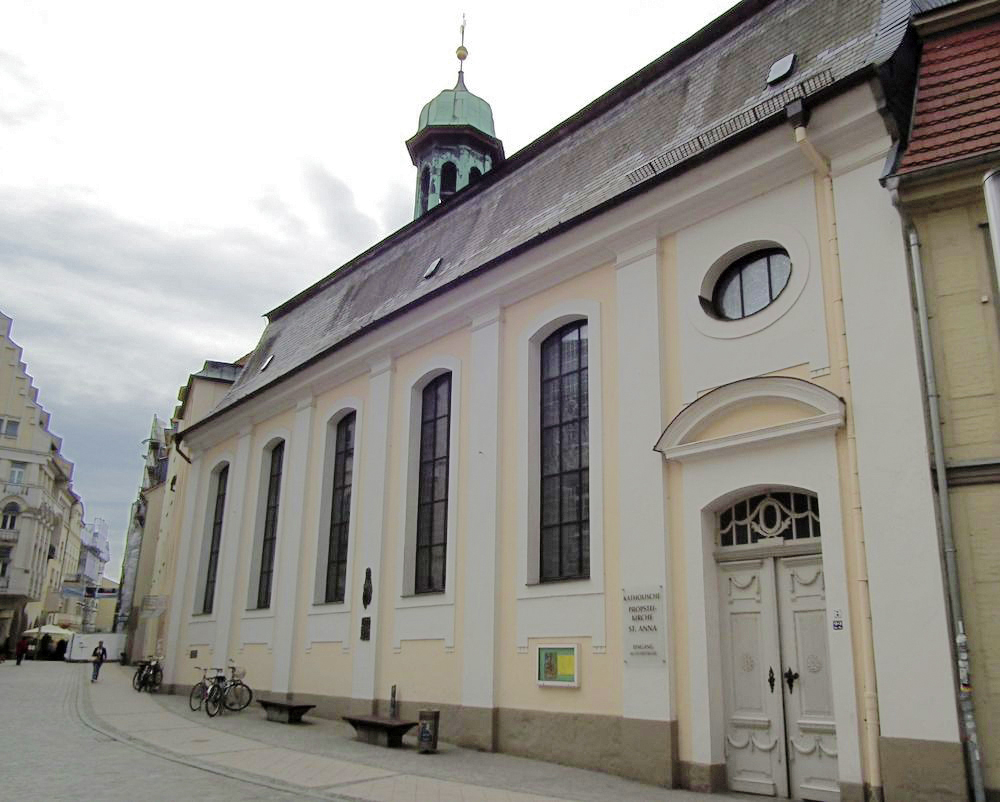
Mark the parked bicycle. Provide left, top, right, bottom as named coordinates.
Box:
left=188, top=665, right=220, bottom=712
left=132, top=655, right=163, bottom=693
left=192, top=660, right=253, bottom=716
left=222, top=662, right=253, bottom=712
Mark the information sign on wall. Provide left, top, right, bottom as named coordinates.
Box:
left=622, top=585, right=666, bottom=664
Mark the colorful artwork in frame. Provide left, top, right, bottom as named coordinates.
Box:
left=537, top=644, right=579, bottom=687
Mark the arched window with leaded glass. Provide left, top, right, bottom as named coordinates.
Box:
left=256, top=441, right=284, bottom=609
left=415, top=373, right=452, bottom=594
left=324, top=412, right=356, bottom=603
left=539, top=320, right=589, bottom=581
left=201, top=464, right=229, bottom=614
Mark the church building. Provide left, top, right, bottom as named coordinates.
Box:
left=158, top=1, right=999, bottom=799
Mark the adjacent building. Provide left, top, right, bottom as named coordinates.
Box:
left=25, top=494, right=84, bottom=630
left=94, top=576, right=119, bottom=633
left=65, top=518, right=111, bottom=633
left=118, top=363, right=240, bottom=661
left=153, top=2, right=1000, bottom=800
left=0, top=312, right=90, bottom=650
left=116, top=415, right=171, bottom=658
left=883, top=1, right=1000, bottom=797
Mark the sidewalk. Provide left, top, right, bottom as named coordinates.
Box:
left=81, top=664, right=743, bottom=802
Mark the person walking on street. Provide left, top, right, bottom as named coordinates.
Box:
left=91, top=640, right=107, bottom=682
left=15, top=637, right=28, bottom=665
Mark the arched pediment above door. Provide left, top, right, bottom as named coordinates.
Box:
left=654, top=376, right=844, bottom=462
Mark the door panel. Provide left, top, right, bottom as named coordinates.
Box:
left=719, top=559, right=787, bottom=797
left=777, top=555, right=839, bottom=802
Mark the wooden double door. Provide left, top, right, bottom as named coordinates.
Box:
left=718, top=554, right=839, bottom=801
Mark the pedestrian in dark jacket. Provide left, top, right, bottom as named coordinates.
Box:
left=15, top=637, right=28, bottom=665
left=91, top=641, right=107, bottom=681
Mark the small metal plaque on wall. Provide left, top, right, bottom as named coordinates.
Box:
left=360, top=616, right=371, bottom=641
left=621, top=585, right=666, bottom=665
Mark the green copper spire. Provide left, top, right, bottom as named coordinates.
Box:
left=407, top=18, right=504, bottom=219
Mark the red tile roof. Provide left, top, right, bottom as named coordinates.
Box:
left=896, top=18, right=1000, bottom=174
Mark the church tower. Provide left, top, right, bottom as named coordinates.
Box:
left=407, top=24, right=504, bottom=219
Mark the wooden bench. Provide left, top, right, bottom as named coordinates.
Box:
left=343, top=714, right=418, bottom=748
left=257, top=696, right=315, bottom=723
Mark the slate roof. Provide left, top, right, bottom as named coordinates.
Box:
left=185, top=0, right=910, bottom=437
left=894, top=14, right=1000, bottom=175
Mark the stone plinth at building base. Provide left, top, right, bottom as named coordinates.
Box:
left=676, top=761, right=726, bottom=794
left=496, top=708, right=677, bottom=788
left=880, top=736, right=967, bottom=802
left=201, top=689, right=678, bottom=788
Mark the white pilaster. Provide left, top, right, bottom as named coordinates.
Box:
left=615, top=238, right=674, bottom=722
left=461, top=310, right=503, bottom=710
left=833, top=159, right=959, bottom=743
left=213, top=428, right=253, bottom=665
left=163, top=453, right=204, bottom=686
left=352, top=358, right=394, bottom=702
left=270, top=398, right=314, bottom=693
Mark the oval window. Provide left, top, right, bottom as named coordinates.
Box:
left=712, top=248, right=791, bottom=320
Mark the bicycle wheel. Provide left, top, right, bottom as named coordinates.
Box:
left=205, top=685, right=223, bottom=717
left=224, top=681, right=253, bottom=711
left=189, top=681, right=206, bottom=711
left=132, top=667, right=143, bottom=692
left=148, top=664, right=163, bottom=693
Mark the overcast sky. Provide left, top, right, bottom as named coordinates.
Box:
left=1, top=0, right=739, bottom=579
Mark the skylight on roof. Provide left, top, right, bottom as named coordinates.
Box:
left=423, top=258, right=442, bottom=279
left=767, top=53, right=796, bottom=85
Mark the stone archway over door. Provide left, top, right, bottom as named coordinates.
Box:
left=655, top=377, right=862, bottom=796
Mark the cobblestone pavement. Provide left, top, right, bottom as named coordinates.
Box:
left=4, top=660, right=746, bottom=802
left=1, top=660, right=303, bottom=801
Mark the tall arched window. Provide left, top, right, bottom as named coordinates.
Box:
left=1, top=502, right=18, bottom=530
left=419, top=166, right=430, bottom=214
left=416, top=373, right=451, bottom=593
left=256, top=442, right=284, bottom=609
left=540, top=321, right=589, bottom=581
left=325, top=412, right=356, bottom=603
left=440, top=162, right=457, bottom=200
left=202, top=465, right=228, bottom=614
left=469, top=166, right=482, bottom=182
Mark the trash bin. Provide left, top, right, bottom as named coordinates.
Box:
left=418, top=709, right=440, bottom=753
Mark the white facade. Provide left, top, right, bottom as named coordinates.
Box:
left=156, top=3, right=971, bottom=799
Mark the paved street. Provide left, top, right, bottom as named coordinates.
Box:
left=1, top=660, right=302, bottom=801
left=2, top=660, right=743, bottom=801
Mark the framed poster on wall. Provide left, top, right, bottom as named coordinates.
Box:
left=536, top=644, right=579, bottom=687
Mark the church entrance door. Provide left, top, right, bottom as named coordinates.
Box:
left=718, top=553, right=839, bottom=800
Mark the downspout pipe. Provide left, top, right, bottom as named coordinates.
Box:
left=985, top=169, right=1000, bottom=288
left=792, top=118, right=883, bottom=798
left=907, top=226, right=986, bottom=802
left=173, top=433, right=192, bottom=465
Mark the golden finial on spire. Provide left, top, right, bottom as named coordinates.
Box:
left=456, top=14, right=468, bottom=64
